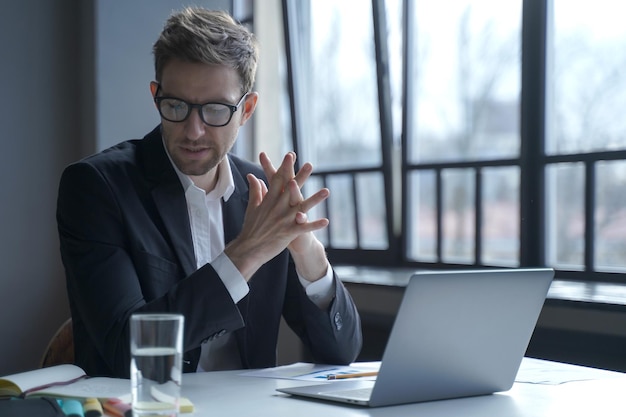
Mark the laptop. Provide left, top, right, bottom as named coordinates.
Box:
left=277, top=268, right=554, bottom=407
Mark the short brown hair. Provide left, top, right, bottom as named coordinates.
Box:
left=153, top=8, right=259, bottom=93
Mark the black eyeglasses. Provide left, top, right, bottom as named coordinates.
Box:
left=154, top=85, right=248, bottom=127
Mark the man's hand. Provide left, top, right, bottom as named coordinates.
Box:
left=224, top=152, right=330, bottom=281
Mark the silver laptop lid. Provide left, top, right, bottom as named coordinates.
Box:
left=369, top=268, right=554, bottom=406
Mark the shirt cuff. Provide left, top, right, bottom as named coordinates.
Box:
left=298, top=263, right=335, bottom=309
left=211, top=252, right=249, bottom=303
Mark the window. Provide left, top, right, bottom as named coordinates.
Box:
left=283, top=0, right=395, bottom=263
left=405, top=0, right=522, bottom=266
left=546, top=0, right=626, bottom=279
left=282, top=0, right=626, bottom=282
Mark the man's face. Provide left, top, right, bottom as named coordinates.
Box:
left=152, top=59, right=254, bottom=180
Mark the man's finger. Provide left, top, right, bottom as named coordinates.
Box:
left=287, top=179, right=304, bottom=207
left=259, top=152, right=277, bottom=177
left=293, top=162, right=313, bottom=188
left=246, top=173, right=264, bottom=207
left=299, top=188, right=330, bottom=213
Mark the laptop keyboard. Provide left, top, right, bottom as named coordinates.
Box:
left=323, top=387, right=373, bottom=401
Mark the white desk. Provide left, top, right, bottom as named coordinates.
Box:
left=181, top=358, right=626, bottom=416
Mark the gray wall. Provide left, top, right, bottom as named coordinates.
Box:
left=0, top=0, right=230, bottom=376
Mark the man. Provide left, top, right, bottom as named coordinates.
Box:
left=57, top=7, right=362, bottom=378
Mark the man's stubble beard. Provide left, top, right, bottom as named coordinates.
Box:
left=173, top=149, right=223, bottom=177
left=163, top=127, right=238, bottom=177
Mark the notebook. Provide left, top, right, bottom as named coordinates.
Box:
left=277, top=267, right=554, bottom=407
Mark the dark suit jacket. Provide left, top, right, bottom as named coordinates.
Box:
left=57, top=125, right=362, bottom=378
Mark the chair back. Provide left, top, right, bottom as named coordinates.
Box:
left=40, top=318, right=74, bottom=368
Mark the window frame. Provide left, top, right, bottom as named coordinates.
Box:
left=281, top=0, right=626, bottom=284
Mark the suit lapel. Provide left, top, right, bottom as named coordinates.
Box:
left=152, top=183, right=197, bottom=277
left=140, top=127, right=196, bottom=277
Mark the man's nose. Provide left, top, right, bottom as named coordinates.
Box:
left=184, top=107, right=206, bottom=140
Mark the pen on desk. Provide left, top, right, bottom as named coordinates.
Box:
left=102, top=398, right=132, bottom=417
left=327, top=371, right=379, bottom=380
left=83, top=398, right=104, bottom=417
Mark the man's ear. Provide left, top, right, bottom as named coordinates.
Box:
left=149, top=81, right=159, bottom=98
left=240, top=92, right=259, bottom=126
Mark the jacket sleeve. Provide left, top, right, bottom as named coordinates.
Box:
left=282, top=261, right=363, bottom=365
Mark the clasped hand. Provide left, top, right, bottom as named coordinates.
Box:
left=224, top=152, right=330, bottom=281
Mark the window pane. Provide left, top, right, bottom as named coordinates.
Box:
left=595, top=161, right=626, bottom=272
left=356, top=172, right=389, bottom=249
left=547, top=0, right=626, bottom=154
left=546, top=163, right=584, bottom=270
left=408, top=1, right=521, bottom=163
left=481, top=166, right=520, bottom=266
left=289, top=0, right=382, bottom=169
left=327, top=174, right=357, bottom=248
left=407, top=171, right=437, bottom=261
left=442, top=168, right=475, bottom=263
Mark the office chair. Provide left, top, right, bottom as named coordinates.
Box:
left=40, top=318, right=74, bottom=368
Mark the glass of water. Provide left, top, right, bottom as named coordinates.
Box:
left=130, top=313, right=184, bottom=417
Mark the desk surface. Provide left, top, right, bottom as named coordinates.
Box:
left=181, top=358, right=626, bottom=416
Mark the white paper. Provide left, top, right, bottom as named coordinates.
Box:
left=515, top=357, right=626, bottom=385
left=240, top=362, right=381, bottom=381
left=29, top=376, right=130, bottom=400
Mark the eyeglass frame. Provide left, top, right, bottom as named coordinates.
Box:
left=153, top=84, right=249, bottom=127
